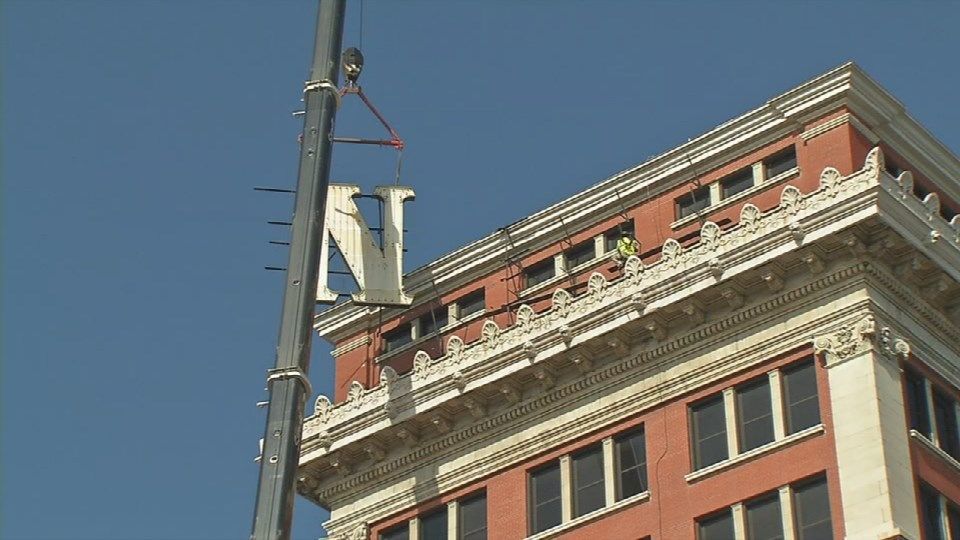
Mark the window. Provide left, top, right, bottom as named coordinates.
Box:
left=572, top=445, right=605, bottom=517
left=420, top=508, right=447, bottom=540
left=691, top=395, right=728, bottom=469
left=920, top=483, right=945, bottom=540
left=744, top=493, right=783, bottom=540
left=456, top=289, right=485, bottom=319
left=383, top=323, right=412, bottom=353
left=381, top=523, right=409, bottom=540
left=697, top=510, right=734, bottom=540
left=905, top=368, right=932, bottom=438
left=943, top=205, right=958, bottom=222
left=948, top=502, right=960, bottom=540
left=783, top=360, right=821, bottom=434
left=793, top=476, right=833, bottom=540
left=765, top=147, right=798, bottom=178
left=459, top=492, right=487, bottom=540
left=915, top=182, right=931, bottom=200
left=615, top=427, right=647, bottom=500
left=932, top=389, right=959, bottom=460
left=604, top=221, right=636, bottom=253
left=530, top=463, right=562, bottom=534
left=720, top=168, right=754, bottom=200
left=736, top=378, right=775, bottom=451
left=676, top=185, right=711, bottom=219
left=419, top=308, right=448, bottom=336
left=524, top=259, right=556, bottom=289
left=565, top=240, right=596, bottom=269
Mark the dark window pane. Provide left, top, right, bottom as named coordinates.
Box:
left=794, top=476, right=833, bottom=540
left=459, top=492, right=487, bottom=540
left=905, top=368, right=932, bottom=438
left=420, top=308, right=448, bottom=336
left=420, top=508, right=447, bottom=540
left=783, top=361, right=821, bottom=434
left=457, top=289, right=485, bottom=319
left=692, top=396, right=728, bottom=469
left=933, top=389, right=960, bottom=460
left=746, top=494, right=783, bottom=540
left=697, top=510, right=734, bottom=540
left=765, top=147, right=797, bottom=178
left=381, top=523, right=409, bottom=540
left=920, top=483, right=945, bottom=540
left=721, top=168, right=753, bottom=199
left=605, top=221, right=635, bottom=252
left=737, top=378, right=775, bottom=451
left=948, top=503, right=960, bottom=540
left=573, top=446, right=605, bottom=517
left=383, top=324, right=412, bottom=353
left=915, top=182, right=931, bottom=200
left=677, top=185, right=711, bottom=219
left=565, top=241, right=596, bottom=269
left=616, top=428, right=647, bottom=500
left=942, top=205, right=958, bottom=222
left=531, top=463, right=562, bottom=533
left=524, top=259, right=556, bottom=289
left=886, top=161, right=904, bottom=178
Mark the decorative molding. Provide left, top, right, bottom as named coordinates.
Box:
left=303, top=148, right=894, bottom=455
left=318, top=276, right=872, bottom=535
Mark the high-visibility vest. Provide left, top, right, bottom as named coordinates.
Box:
left=617, top=237, right=638, bottom=257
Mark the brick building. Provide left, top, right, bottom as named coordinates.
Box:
left=296, top=63, right=960, bottom=540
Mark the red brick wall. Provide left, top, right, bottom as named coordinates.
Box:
left=330, top=109, right=883, bottom=401
left=368, top=346, right=845, bottom=539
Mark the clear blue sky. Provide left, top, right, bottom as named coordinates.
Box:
left=3, top=1, right=958, bottom=539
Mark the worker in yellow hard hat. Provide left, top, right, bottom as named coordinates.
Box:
left=614, top=230, right=640, bottom=269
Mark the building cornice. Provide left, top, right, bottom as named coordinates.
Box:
left=314, top=63, right=960, bottom=342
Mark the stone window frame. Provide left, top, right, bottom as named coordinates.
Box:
left=524, top=431, right=650, bottom=540
left=903, top=368, right=960, bottom=466
left=398, top=490, right=487, bottom=540
left=695, top=474, right=833, bottom=540
left=686, top=359, right=825, bottom=482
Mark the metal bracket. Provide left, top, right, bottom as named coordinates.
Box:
left=266, top=367, right=314, bottom=397
left=303, top=79, right=341, bottom=108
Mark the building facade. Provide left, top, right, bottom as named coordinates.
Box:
left=297, top=63, right=960, bottom=540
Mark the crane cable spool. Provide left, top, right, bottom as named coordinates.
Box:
left=330, top=47, right=406, bottom=185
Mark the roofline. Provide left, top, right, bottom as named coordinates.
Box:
left=314, top=62, right=960, bottom=342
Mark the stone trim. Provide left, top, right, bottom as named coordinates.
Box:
left=304, top=148, right=887, bottom=454
left=911, top=429, right=960, bottom=474
left=524, top=491, right=650, bottom=540
left=331, top=335, right=372, bottom=358
left=800, top=112, right=879, bottom=145
left=685, top=424, right=825, bottom=483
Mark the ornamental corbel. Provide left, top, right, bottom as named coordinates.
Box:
left=462, top=396, right=487, bottom=419
left=499, top=382, right=522, bottom=404
left=568, top=349, right=594, bottom=373
left=328, top=453, right=353, bottom=477
left=364, top=442, right=386, bottom=462
left=430, top=411, right=453, bottom=434
left=801, top=251, right=825, bottom=274
left=681, top=301, right=706, bottom=326
left=761, top=268, right=785, bottom=293
left=606, top=334, right=630, bottom=356
left=720, top=286, right=745, bottom=309
left=533, top=366, right=557, bottom=390
left=877, top=326, right=912, bottom=360
left=395, top=426, right=420, bottom=448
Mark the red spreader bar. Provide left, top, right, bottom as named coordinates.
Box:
left=332, top=84, right=405, bottom=150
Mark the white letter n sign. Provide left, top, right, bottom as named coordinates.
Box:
left=316, top=184, right=415, bottom=306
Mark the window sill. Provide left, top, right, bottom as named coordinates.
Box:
left=375, top=310, right=487, bottom=365
left=670, top=167, right=800, bottom=230
left=524, top=491, right=650, bottom=540
left=685, top=424, right=824, bottom=483
left=910, top=430, right=960, bottom=473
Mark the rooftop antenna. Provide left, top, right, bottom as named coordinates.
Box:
left=250, top=1, right=346, bottom=538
